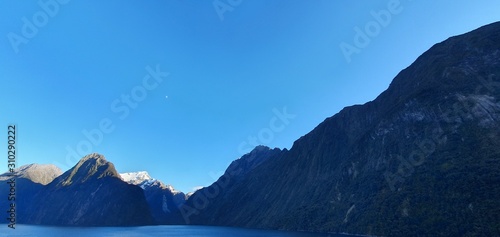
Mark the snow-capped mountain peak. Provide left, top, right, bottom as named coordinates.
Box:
left=120, top=171, right=152, bottom=185
left=119, top=171, right=182, bottom=195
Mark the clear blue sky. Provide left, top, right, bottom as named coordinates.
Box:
left=1, top=0, right=499, bottom=193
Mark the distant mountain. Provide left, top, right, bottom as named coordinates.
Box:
left=25, top=153, right=154, bottom=226
left=183, top=22, right=500, bottom=236
left=120, top=171, right=153, bottom=185
left=0, top=164, right=62, bottom=185
left=142, top=179, right=187, bottom=224
left=120, top=171, right=187, bottom=224
left=0, top=164, right=62, bottom=224
left=182, top=145, right=282, bottom=224
left=120, top=171, right=181, bottom=193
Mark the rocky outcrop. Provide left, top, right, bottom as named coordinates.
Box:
left=0, top=164, right=62, bottom=185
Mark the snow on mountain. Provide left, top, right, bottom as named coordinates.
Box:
left=120, top=171, right=182, bottom=194
left=120, top=171, right=152, bottom=185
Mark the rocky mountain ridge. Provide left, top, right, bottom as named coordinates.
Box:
left=182, top=21, right=500, bottom=236
left=0, top=164, right=61, bottom=185
left=0, top=21, right=499, bottom=236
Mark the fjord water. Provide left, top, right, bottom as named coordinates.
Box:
left=1, top=225, right=350, bottom=237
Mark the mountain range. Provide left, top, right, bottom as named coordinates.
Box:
left=24, top=153, right=154, bottom=226
left=1, top=21, right=499, bottom=236
left=1, top=154, right=189, bottom=226
left=181, top=21, right=500, bottom=236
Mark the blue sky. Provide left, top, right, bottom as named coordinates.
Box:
left=1, top=0, right=499, bottom=193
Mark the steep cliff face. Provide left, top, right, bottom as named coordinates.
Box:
left=141, top=180, right=187, bottom=224
left=186, top=22, right=500, bottom=236
left=26, top=153, right=154, bottom=226
left=182, top=146, right=282, bottom=224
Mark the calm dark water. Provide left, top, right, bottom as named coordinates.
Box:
left=0, top=225, right=353, bottom=237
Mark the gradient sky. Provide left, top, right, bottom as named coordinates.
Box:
left=1, top=0, right=499, bottom=193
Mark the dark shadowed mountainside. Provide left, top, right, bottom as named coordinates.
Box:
left=0, top=164, right=62, bottom=224
left=181, top=146, right=282, bottom=224
left=184, top=22, right=500, bottom=236
left=25, top=153, right=154, bottom=226
left=120, top=171, right=188, bottom=224
left=141, top=180, right=187, bottom=224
